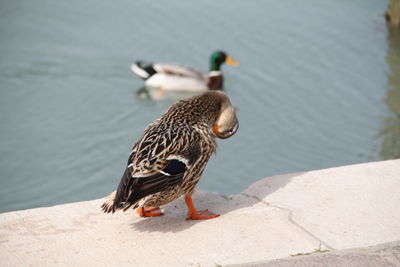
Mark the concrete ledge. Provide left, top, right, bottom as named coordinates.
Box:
left=1, top=160, right=399, bottom=266
left=227, top=241, right=400, bottom=267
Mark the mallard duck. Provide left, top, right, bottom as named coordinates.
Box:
left=102, top=91, right=238, bottom=220
left=130, top=51, right=239, bottom=92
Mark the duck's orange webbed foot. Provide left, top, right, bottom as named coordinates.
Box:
left=136, top=207, right=164, bottom=217
left=185, top=197, right=220, bottom=220
left=156, top=87, right=164, bottom=98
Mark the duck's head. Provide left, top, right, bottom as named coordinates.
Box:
left=211, top=92, right=239, bottom=139
left=210, top=51, right=240, bottom=71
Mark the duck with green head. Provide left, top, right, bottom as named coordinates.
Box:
left=131, top=51, right=239, bottom=92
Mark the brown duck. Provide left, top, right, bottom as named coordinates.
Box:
left=101, top=91, right=239, bottom=219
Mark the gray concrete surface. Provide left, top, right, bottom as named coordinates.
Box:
left=227, top=241, right=400, bottom=267
left=0, top=159, right=399, bottom=266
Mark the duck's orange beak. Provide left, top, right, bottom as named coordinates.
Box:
left=225, top=56, right=240, bottom=66
left=213, top=124, right=235, bottom=139
left=213, top=124, right=224, bottom=138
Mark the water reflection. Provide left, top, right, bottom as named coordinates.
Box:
left=136, top=86, right=213, bottom=101
left=136, top=87, right=152, bottom=99
left=378, top=27, right=400, bottom=159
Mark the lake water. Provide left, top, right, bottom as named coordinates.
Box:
left=0, top=0, right=399, bottom=213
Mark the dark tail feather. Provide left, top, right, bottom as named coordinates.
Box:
left=130, top=61, right=157, bottom=80
left=101, top=189, right=139, bottom=213
left=102, top=164, right=143, bottom=213
left=101, top=191, right=117, bottom=213
left=101, top=167, right=131, bottom=213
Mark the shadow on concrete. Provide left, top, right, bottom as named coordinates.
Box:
left=130, top=172, right=303, bottom=233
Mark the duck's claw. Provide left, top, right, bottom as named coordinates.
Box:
left=185, top=196, right=220, bottom=220
left=136, top=207, right=164, bottom=217
left=186, top=209, right=220, bottom=220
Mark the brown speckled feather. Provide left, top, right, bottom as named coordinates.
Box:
left=101, top=91, right=238, bottom=213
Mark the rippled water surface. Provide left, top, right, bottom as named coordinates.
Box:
left=1, top=0, right=399, bottom=213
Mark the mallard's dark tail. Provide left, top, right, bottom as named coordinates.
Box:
left=130, top=61, right=157, bottom=80
left=101, top=191, right=117, bottom=213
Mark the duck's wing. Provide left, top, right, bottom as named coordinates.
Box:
left=153, top=63, right=205, bottom=80
left=131, top=62, right=205, bottom=80
left=103, top=127, right=201, bottom=213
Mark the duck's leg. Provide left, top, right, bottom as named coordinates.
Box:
left=136, top=206, right=164, bottom=217
left=156, top=87, right=164, bottom=98
left=185, top=196, right=219, bottom=220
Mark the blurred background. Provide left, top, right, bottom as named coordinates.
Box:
left=0, top=0, right=399, bottom=213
